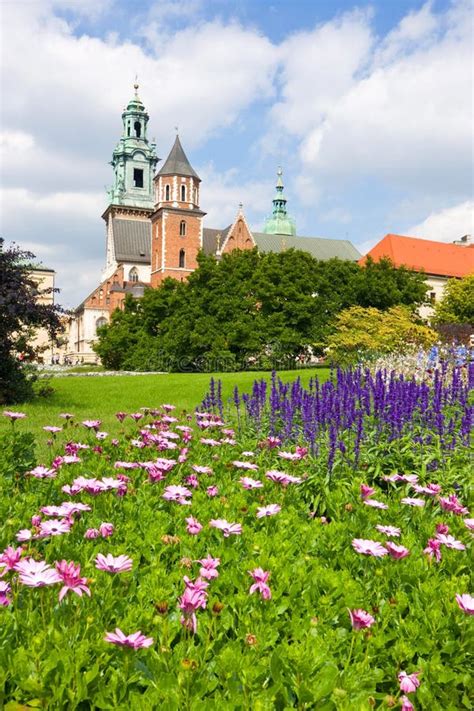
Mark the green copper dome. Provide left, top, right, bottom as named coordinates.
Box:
left=107, top=83, right=158, bottom=210
left=263, top=167, right=296, bottom=236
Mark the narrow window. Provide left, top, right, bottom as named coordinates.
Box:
left=180, top=220, right=186, bottom=236
left=179, top=249, right=185, bottom=268
left=165, top=184, right=170, bottom=201
left=127, top=122, right=130, bottom=137
left=129, top=267, right=139, bottom=283
left=133, top=169, right=144, bottom=188
left=96, top=317, right=107, bottom=334
left=134, top=121, right=141, bottom=138
left=181, top=184, right=186, bottom=202
left=430, top=291, right=436, bottom=303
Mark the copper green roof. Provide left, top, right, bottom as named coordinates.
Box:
left=263, top=167, right=296, bottom=236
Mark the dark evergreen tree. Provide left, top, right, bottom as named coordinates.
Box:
left=0, top=239, right=63, bottom=403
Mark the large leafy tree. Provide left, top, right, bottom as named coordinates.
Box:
left=95, top=249, right=429, bottom=371
left=433, top=274, right=474, bottom=325
left=0, top=239, right=63, bottom=403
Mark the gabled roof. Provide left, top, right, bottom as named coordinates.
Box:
left=361, top=233, right=474, bottom=278
left=157, top=135, right=200, bottom=180
left=112, top=218, right=150, bottom=263
left=253, top=232, right=361, bottom=261
left=202, top=226, right=231, bottom=255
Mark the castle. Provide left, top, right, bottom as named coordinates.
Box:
left=66, top=86, right=361, bottom=361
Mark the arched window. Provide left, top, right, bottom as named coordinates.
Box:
left=96, top=317, right=107, bottom=334
left=165, top=185, right=170, bottom=201
left=179, top=249, right=186, bottom=268
left=127, top=122, right=130, bottom=137
left=181, top=184, right=186, bottom=202
left=134, top=121, right=141, bottom=138
left=180, top=220, right=186, bottom=236
left=129, top=267, right=139, bottom=283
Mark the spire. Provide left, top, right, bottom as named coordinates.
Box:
left=262, top=167, right=296, bottom=236
left=107, top=88, right=159, bottom=209
left=157, top=135, right=200, bottom=180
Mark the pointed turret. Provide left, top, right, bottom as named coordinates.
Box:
left=262, top=167, right=296, bottom=236
left=157, top=135, right=200, bottom=180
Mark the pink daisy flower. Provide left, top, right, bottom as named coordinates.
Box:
left=256, top=504, right=281, bottom=518
left=385, top=542, right=410, bottom=559
left=95, top=553, right=133, bottom=573
left=363, top=499, right=388, bottom=510
left=455, top=593, right=474, bottom=615
left=398, top=671, right=421, bottom=694
left=105, top=628, right=153, bottom=649
left=249, top=568, right=271, bottom=600
left=351, top=539, right=388, bottom=557
left=375, top=525, right=401, bottom=538
left=348, top=609, right=375, bottom=630
left=209, top=519, right=242, bottom=537
left=240, top=477, right=264, bottom=490
left=15, top=559, right=61, bottom=587
left=55, top=560, right=91, bottom=602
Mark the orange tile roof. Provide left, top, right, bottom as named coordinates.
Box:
left=360, top=233, right=474, bottom=278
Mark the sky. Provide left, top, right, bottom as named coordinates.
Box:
left=0, top=0, right=473, bottom=308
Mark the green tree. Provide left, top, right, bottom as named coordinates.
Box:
left=94, top=249, right=432, bottom=372
left=355, top=256, right=428, bottom=310
left=326, top=305, right=437, bottom=366
left=0, top=239, right=63, bottom=403
left=433, top=274, right=474, bottom=325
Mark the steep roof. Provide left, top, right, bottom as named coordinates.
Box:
left=202, top=226, right=231, bottom=255
left=361, top=233, right=474, bottom=278
left=112, top=218, right=151, bottom=263
left=253, top=232, right=361, bottom=261
left=157, top=135, right=200, bottom=180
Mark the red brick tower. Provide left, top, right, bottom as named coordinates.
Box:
left=150, top=136, right=206, bottom=285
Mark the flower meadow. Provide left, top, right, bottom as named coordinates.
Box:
left=0, top=366, right=473, bottom=710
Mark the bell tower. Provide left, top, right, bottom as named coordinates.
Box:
left=107, top=83, right=159, bottom=209
left=151, top=135, right=206, bottom=285
left=263, top=167, right=296, bottom=236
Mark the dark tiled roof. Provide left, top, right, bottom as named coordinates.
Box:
left=157, top=136, right=200, bottom=180
left=112, top=218, right=151, bottom=263
left=202, top=226, right=231, bottom=255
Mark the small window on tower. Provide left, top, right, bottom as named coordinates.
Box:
left=134, top=121, right=141, bottom=138
left=133, top=169, right=144, bottom=188
left=165, top=185, right=170, bottom=201
left=179, top=249, right=186, bottom=268
left=181, top=184, right=186, bottom=202
left=129, top=267, right=139, bottom=283
left=127, top=122, right=130, bottom=137
left=180, top=220, right=186, bottom=236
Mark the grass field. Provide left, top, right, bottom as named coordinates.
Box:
left=1, top=368, right=330, bottom=444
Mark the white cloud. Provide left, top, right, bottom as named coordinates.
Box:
left=0, top=130, right=35, bottom=152
left=199, top=163, right=269, bottom=229
left=272, top=0, right=472, bottom=198
left=1, top=188, right=103, bottom=219
left=407, top=200, right=474, bottom=242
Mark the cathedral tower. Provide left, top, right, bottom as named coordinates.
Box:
left=151, top=135, right=206, bottom=285
left=263, top=167, right=296, bottom=236
left=102, top=84, right=158, bottom=281
left=108, top=83, right=158, bottom=209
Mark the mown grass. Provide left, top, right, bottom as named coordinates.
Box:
left=1, top=369, right=330, bottom=445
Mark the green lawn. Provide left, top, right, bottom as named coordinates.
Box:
left=1, top=369, right=329, bottom=444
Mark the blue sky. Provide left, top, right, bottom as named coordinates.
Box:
left=0, top=0, right=472, bottom=307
